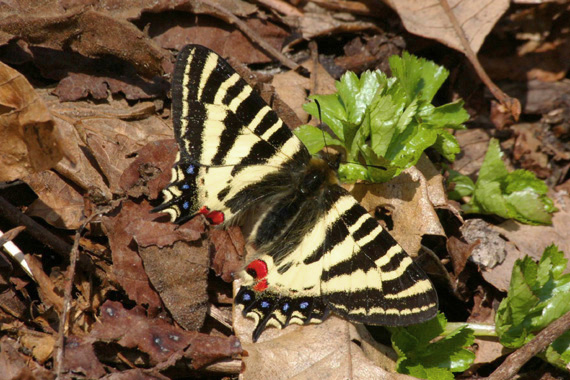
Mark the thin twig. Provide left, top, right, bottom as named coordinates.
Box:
left=54, top=213, right=100, bottom=380
left=439, top=0, right=521, bottom=121
left=486, top=309, right=570, bottom=380
left=0, top=196, right=72, bottom=259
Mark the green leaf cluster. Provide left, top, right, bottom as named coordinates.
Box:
left=447, top=139, right=556, bottom=224
left=295, top=52, right=468, bottom=183
left=496, top=245, right=570, bottom=368
left=391, top=312, right=475, bottom=380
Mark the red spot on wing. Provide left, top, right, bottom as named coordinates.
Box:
left=253, top=278, right=268, bottom=292
left=198, top=206, right=225, bottom=225
left=246, top=260, right=269, bottom=292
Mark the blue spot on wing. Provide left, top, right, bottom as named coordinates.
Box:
left=183, top=201, right=189, bottom=210
left=300, top=301, right=309, bottom=309
left=261, top=301, right=270, bottom=309
left=182, top=184, right=190, bottom=190
left=186, top=165, right=195, bottom=175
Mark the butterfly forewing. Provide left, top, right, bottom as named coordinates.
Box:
left=153, top=45, right=309, bottom=224
left=155, top=44, right=438, bottom=341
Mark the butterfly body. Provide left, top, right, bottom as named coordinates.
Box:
left=153, top=45, right=438, bottom=342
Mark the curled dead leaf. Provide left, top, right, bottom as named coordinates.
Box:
left=0, top=61, right=62, bottom=181
left=349, top=163, right=446, bottom=256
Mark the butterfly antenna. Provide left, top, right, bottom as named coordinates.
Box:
left=314, top=99, right=328, bottom=152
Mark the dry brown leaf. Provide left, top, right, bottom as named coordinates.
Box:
left=53, top=72, right=168, bottom=102
left=0, top=337, right=55, bottom=380
left=45, top=96, right=172, bottom=197
left=91, top=300, right=243, bottom=368
left=24, top=170, right=85, bottom=229
left=382, top=0, right=509, bottom=54
left=272, top=60, right=337, bottom=123
left=25, top=254, right=63, bottom=313
left=0, top=8, right=167, bottom=79
left=46, top=113, right=112, bottom=200
left=287, top=3, right=381, bottom=39
left=18, top=331, right=55, bottom=364
left=137, top=240, right=209, bottom=331
left=81, top=116, right=173, bottom=194
left=151, top=15, right=287, bottom=65
left=120, top=139, right=178, bottom=200
left=0, top=61, right=62, bottom=181
left=102, top=202, right=162, bottom=311
left=348, top=163, right=446, bottom=256
left=210, top=227, right=245, bottom=283
left=105, top=0, right=258, bottom=21
left=101, top=369, right=168, bottom=380
left=235, top=302, right=414, bottom=380
left=104, top=199, right=210, bottom=330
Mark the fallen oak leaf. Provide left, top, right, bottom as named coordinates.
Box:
left=91, top=301, right=243, bottom=369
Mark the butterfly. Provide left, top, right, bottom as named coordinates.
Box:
left=153, top=44, right=438, bottom=342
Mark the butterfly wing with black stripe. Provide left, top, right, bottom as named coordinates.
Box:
left=154, top=44, right=438, bottom=342
left=235, top=184, right=437, bottom=341
left=153, top=44, right=310, bottom=225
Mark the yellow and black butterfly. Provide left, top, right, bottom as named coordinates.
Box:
left=153, top=45, right=438, bottom=342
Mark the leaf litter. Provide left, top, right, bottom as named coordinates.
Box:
left=0, top=0, right=570, bottom=379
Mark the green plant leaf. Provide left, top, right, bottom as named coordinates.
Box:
left=303, top=94, right=346, bottom=140
left=297, top=52, right=467, bottom=183
left=459, top=138, right=556, bottom=225
left=293, top=124, right=343, bottom=155
left=447, top=170, right=475, bottom=200
left=391, top=312, right=475, bottom=380
left=389, top=51, right=449, bottom=104
left=496, top=245, right=570, bottom=367
left=477, top=138, right=509, bottom=183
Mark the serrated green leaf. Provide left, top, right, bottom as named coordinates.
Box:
left=303, top=95, right=346, bottom=140
left=460, top=139, right=556, bottom=224
left=434, top=130, right=461, bottom=162
left=472, top=181, right=511, bottom=219
left=423, top=100, right=469, bottom=128
left=386, top=121, right=438, bottom=170
left=300, top=53, right=466, bottom=184
left=391, top=312, right=475, bottom=380
left=389, top=51, right=449, bottom=104
left=546, top=330, right=570, bottom=369
left=337, top=70, right=382, bottom=126
left=477, top=138, right=508, bottom=183
left=496, top=245, right=570, bottom=366
left=504, top=170, right=549, bottom=194
left=337, top=163, right=371, bottom=182
left=369, top=93, right=401, bottom=157
left=504, top=191, right=553, bottom=225
left=293, top=124, right=343, bottom=155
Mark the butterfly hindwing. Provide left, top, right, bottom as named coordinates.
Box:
left=155, top=44, right=438, bottom=342
left=236, top=184, right=437, bottom=340
left=153, top=45, right=310, bottom=224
